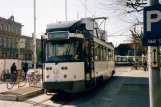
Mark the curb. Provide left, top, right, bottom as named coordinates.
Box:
left=0, top=86, right=44, bottom=101
left=0, top=94, right=17, bottom=101
left=17, top=89, right=44, bottom=101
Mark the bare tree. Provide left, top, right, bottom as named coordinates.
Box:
left=130, top=27, right=146, bottom=54
left=93, top=0, right=146, bottom=24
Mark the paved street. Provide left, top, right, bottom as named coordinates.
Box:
left=0, top=66, right=150, bottom=107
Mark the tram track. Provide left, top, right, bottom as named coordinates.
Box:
left=27, top=93, right=75, bottom=107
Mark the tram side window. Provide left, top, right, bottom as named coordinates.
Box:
left=94, top=42, right=99, bottom=60
left=108, top=49, right=114, bottom=61
left=103, top=47, right=107, bottom=61
left=101, top=45, right=104, bottom=61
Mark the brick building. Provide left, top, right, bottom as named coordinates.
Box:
left=0, top=16, right=41, bottom=61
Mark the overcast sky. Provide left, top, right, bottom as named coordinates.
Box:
left=0, top=0, right=143, bottom=46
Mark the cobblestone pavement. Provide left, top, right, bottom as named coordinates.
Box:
left=0, top=66, right=150, bottom=107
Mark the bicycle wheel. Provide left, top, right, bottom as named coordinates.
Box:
left=19, top=77, right=27, bottom=87
left=7, top=79, right=14, bottom=90
left=28, top=75, right=36, bottom=87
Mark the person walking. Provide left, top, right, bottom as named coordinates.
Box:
left=143, top=60, right=147, bottom=71
left=24, top=62, right=28, bottom=79
left=10, top=63, right=17, bottom=81
left=10, top=63, right=17, bottom=75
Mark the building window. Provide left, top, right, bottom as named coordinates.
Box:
left=8, top=38, right=11, bottom=48
left=13, top=39, right=16, bottom=48
left=6, top=38, right=8, bottom=48
left=15, top=39, right=17, bottom=49
left=0, top=37, right=2, bottom=47
left=8, top=25, right=10, bottom=32
left=3, top=37, right=6, bottom=48
left=10, top=38, right=13, bottom=48
left=0, top=24, right=2, bottom=30
left=11, top=27, right=13, bottom=33
left=16, top=28, right=19, bottom=34
left=5, top=26, right=7, bottom=32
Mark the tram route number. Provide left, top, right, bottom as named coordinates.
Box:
left=148, top=39, right=161, bottom=43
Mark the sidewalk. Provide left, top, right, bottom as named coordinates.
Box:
left=0, top=83, right=43, bottom=101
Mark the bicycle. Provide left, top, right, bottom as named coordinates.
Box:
left=131, top=64, right=142, bottom=70
left=6, top=70, right=27, bottom=90
left=0, top=69, right=10, bottom=81
left=28, top=69, right=41, bottom=87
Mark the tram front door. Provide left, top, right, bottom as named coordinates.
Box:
left=84, top=38, right=95, bottom=89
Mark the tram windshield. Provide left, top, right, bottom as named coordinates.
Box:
left=45, top=39, right=83, bottom=62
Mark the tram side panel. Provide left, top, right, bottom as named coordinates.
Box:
left=94, top=60, right=115, bottom=82
left=94, top=61, right=109, bottom=81
left=108, top=60, right=115, bottom=76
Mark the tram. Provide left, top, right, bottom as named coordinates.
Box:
left=42, top=17, right=115, bottom=93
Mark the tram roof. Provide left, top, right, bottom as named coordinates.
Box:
left=46, top=20, right=84, bottom=33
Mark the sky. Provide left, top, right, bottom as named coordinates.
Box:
left=0, top=0, right=144, bottom=47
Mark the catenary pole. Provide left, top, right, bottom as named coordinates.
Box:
left=33, top=0, right=37, bottom=72
left=85, top=0, right=87, bottom=18
left=65, top=0, right=67, bottom=21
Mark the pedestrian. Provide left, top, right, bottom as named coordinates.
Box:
left=24, top=62, right=28, bottom=78
left=143, top=60, right=147, bottom=71
left=10, top=63, right=17, bottom=75
left=21, top=62, right=24, bottom=71
left=10, top=63, right=17, bottom=81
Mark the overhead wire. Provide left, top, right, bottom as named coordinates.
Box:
left=77, top=0, right=95, bottom=17
left=108, top=24, right=133, bottom=35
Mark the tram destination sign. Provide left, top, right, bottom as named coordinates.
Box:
left=142, top=5, right=161, bottom=46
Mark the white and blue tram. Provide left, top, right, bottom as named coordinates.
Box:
left=42, top=18, right=115, bottom=93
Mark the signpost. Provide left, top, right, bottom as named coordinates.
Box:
left=142, top=0, right=160, bottom=107
left=20, top=39, right=25, bottom=48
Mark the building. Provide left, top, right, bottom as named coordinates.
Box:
left=115, top=43, right=143, bottom=56
left=0, top=16, right=41, bottom=61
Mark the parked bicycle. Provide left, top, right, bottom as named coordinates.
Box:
left=28, top=69, right=41, bottom=87
left=131, top=63, right=142, bottom=70
left=6, top=70, right=27, bottom=90
left=0, top=69, right=10, bottom=81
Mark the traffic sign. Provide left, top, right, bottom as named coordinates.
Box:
left=151, top=47, right=158, bottom=67
left=142, top=5, right=161, bottom=46
left=20, top=39, right=25, bottom=48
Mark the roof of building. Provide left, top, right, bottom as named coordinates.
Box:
left=0, top=16, right=22, bottom=26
